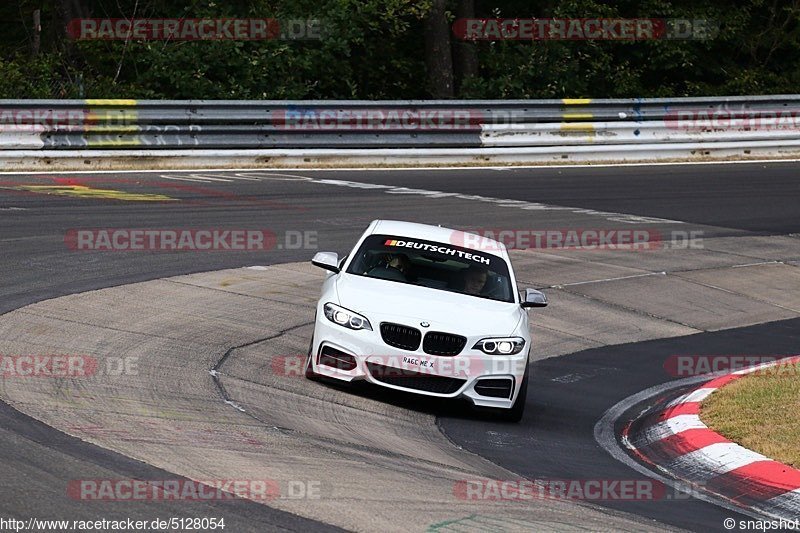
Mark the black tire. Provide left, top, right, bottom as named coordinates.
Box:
left=305, top=336, right=320, bottom=380
left=497, top=363, right=529, bottom=422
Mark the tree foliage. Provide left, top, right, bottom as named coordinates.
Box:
left=0, top=0, right=798, bottom=98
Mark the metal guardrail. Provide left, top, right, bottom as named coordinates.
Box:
left=1, top=97, right=799, bottom=168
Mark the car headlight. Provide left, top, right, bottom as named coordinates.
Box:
left=323, top=303, right=373, bottom=331
left=473, top=337, right=525, bottom=355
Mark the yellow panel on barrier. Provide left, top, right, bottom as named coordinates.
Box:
left=85, top=99, right=138, bottom=106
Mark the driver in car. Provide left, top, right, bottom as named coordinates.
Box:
left=388, top=253, right=411, bottom=276
left=462, top=265, right=488, bottom=295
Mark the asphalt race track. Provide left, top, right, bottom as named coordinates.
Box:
left=1, top=161, right=799, bottom=532
left=440, top=318, right=800, bottom=531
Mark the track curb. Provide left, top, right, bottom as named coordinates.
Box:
left=624, top=356, right=800, bottom=520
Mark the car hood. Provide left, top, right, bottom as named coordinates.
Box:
left=335, top=274, right=522, bottom=335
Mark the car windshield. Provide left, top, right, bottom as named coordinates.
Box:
left=346, top=234, right=515, bottom=303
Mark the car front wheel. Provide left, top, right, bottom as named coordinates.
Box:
left=497, top=363, right=529, bottom=422
left=305, top=336, right=320, bottom=380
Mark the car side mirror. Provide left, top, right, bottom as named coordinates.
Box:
left=520, top=288, right=548, bottom=308
left=312, top=252, right=340, bottom=274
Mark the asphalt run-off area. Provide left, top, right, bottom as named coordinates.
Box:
left=1, top=161, right=799, bottom=532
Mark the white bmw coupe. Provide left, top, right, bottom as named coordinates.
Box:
left=307, top=220, right=547, bottom=421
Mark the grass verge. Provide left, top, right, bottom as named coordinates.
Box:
left=701, top=362, right=800, bottom=468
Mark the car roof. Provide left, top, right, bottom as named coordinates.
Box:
left=368, top=219, right=510, bottom=260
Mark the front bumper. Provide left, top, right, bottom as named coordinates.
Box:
left=310, top=316, right=528, bottom=409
